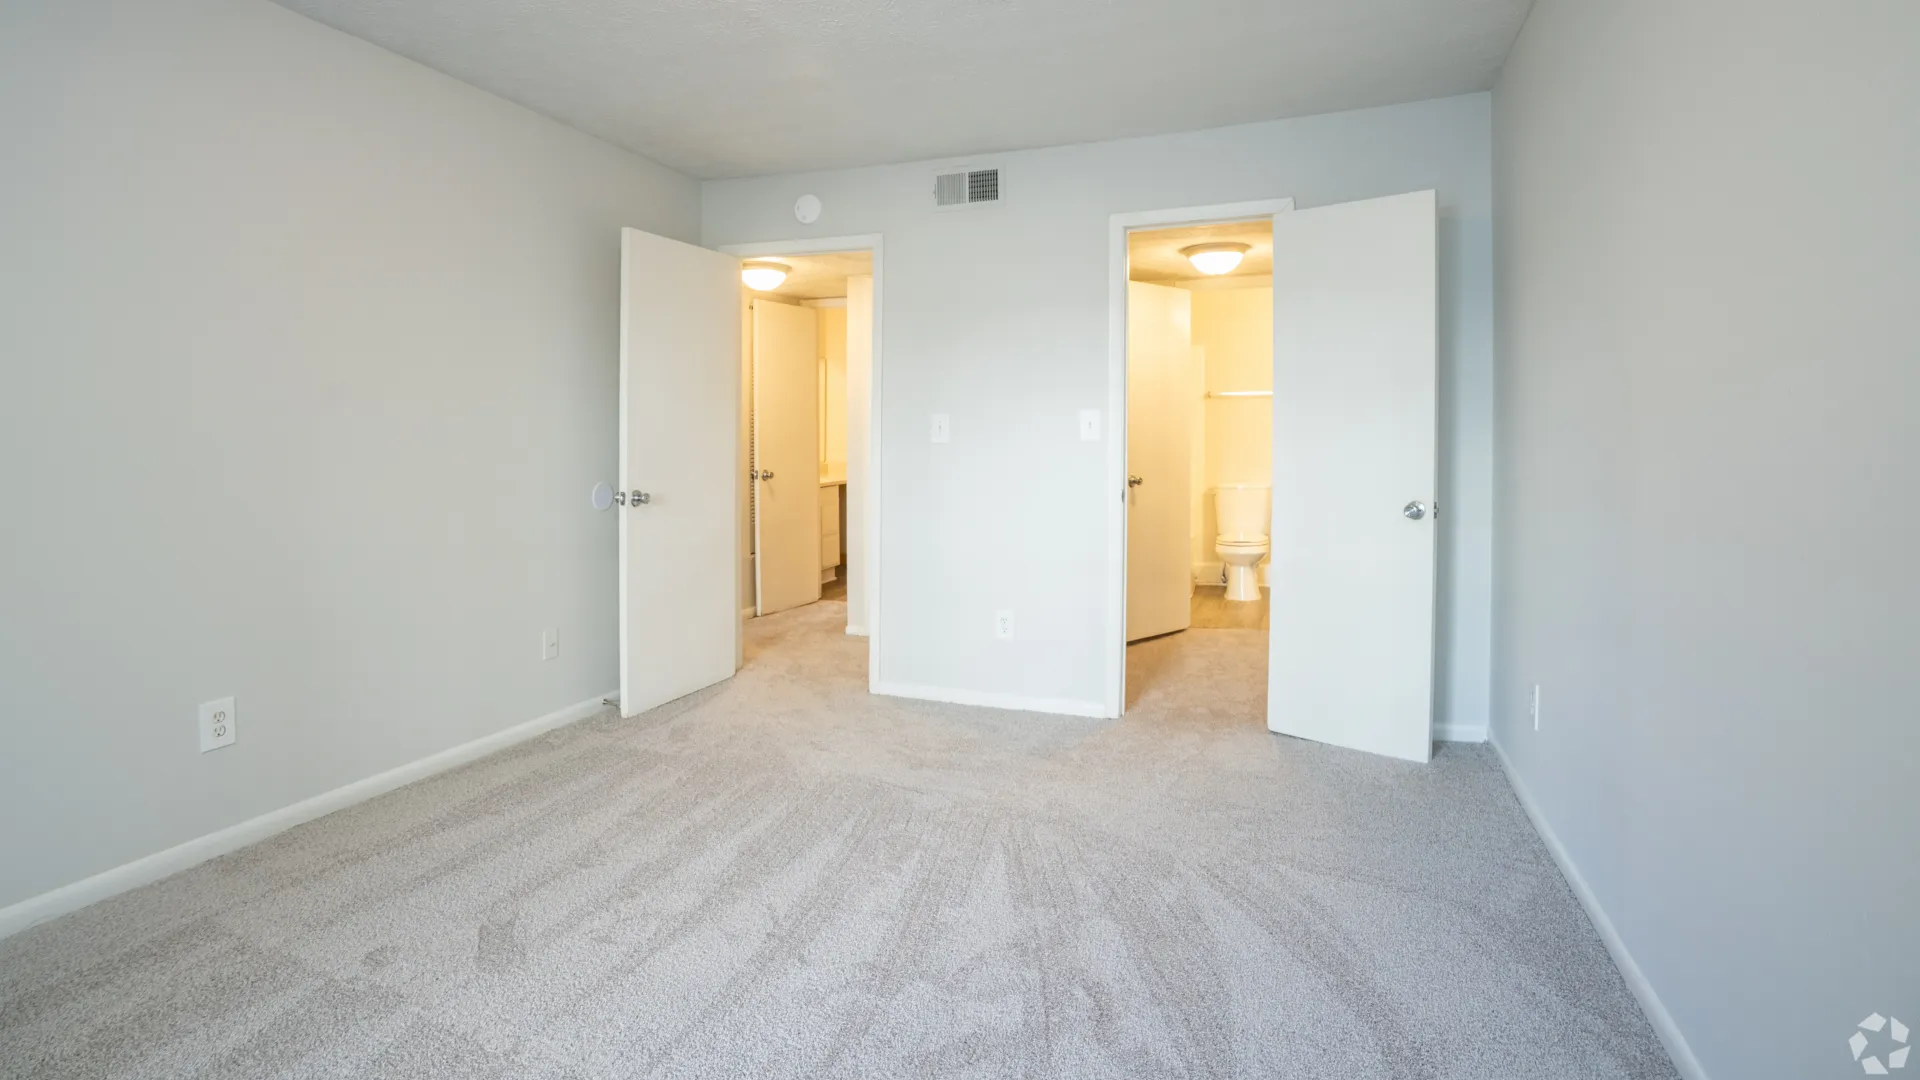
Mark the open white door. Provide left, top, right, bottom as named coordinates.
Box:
left=619, top=228, right=741, bottom=719
left=1126, top=281, right=1195, bottom=642
left=1268, top=190, right=1437, bottom=762
left=751, top=300, right=822, bottom=615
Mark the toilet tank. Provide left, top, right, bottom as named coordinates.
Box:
left=1213, top=484, right=1271, bottom=541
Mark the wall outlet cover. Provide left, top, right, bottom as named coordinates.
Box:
left=931, top=413, right=951, bottom=443
left=995, top=610, right=1015, bottom=639
left=200, top=697, right=236, bottom=752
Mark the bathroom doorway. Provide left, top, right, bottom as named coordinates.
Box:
left=1122, top=217, right=1277, bottom=707
left=1108, top=192, right=1441, bottom=761
left=724, top=239, right=880, bottom=652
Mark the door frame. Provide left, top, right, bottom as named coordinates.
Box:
left=719, top=234, right=885, bottom=691
left=1105, top=199, right=1293, bottom=718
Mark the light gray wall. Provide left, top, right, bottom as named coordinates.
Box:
left=0, top=0, right=698, bottom=909
left=703, top=95, right=1495, bottom=733
left=1492, top=3, right=1919, bottom=1077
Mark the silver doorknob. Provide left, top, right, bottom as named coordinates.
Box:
left=1403, top=500, right=1427, bottom=520
left=631, top=490, right=650, bottom=505
left=1128, top=475, right=1143, bottom=487
left=754, top=469, right=775, bottom=481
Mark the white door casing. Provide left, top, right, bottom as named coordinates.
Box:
left=1268, top=190, right=1438, bottom=762
left=619, top=228, right=741, bottom=719
left=751, top=299, right=822, bottom=616
left=1126, top=281, right=1196, bottom=643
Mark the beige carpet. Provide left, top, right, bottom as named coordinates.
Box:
left=0, top=601, right=1676, bottom=1079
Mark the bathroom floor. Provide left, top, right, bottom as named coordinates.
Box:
left=1191, top=584, right=1269, bottom=630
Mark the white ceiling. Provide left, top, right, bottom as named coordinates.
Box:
left=1129, top=221, right=1274, bottom=284
left=752, top=251, right=873, bottom=301
left=273, top=0, right=1533, bottom=180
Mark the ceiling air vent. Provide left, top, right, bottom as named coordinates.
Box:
left=934, top=167, right=1001, bottom=210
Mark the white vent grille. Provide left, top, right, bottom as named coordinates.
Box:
left=934, top=168, right=1001, bottom=209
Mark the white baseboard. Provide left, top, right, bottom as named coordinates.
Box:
left=1434, top=722, right=1488, bottom=743
left=0, top=691, right=616, bottom=942
left=845, top=625, right=869, bottom=637
left=873, top=681, right=1109, bottom=719
left=1491, top=738, right=1709, bottom=1080
left=740, top=605, right=757, bottom=622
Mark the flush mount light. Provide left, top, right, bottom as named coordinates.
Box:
left=741, top=260, right=790, bottom=291
left=1181, top=242, right=1250, bottom=276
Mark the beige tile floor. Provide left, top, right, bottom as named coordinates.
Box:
left=1190, top=584, right=1269, bottom=630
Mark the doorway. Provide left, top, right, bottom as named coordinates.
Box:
left=724, top=239, right=880, bottom=656
left=1108, top=194, right=1441, bottom=762
left=1123, top=219, right=1277, bottom=702
left=614, top=230, right=883, bottom=726
left=1121, top=214, right=1274, bottom=641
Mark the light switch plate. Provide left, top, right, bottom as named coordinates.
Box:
left=931, top=413, right=950, bottom=443
left=199, top=697, right=236, bottom=752
left=1079, top=410, right=1101, bottom=441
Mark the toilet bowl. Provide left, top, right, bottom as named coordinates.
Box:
left=1213, top=483, right=1271, bottom=603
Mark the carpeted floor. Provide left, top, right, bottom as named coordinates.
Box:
left=0, top=601, right=1676, bottom=1079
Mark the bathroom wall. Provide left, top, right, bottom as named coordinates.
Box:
left=1188, top=283, right=1275, bottom=583
left=845, top=276, right=875, bottom=634
left=816, top=304, right=849, bottom=474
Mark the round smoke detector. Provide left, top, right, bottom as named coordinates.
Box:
left=794, top=194, right=822, bottom=225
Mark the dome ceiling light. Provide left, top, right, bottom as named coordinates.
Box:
left=1181, top=242, right=1250, bottom=276
left=740, top=260, right=790, bottom=291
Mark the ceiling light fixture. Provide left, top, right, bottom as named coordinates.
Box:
left=741, top=260, right=790, bottom=291
left=1181, top=242, right=1250, bottom=276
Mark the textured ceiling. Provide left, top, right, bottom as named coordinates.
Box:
left=1129, top=221, right=1274, bottom=284
left=752, top=251, right=873, bottom=301
left=272, top=0, right=1533, bottom=179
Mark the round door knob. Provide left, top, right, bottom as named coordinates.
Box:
left=631, top=490, right=650, bottom=505
left=760, top=470, right=774, bottom=481
left=1128, top=475, right=1144, bottom=487
left=1403, top=500, right=1427, bottom=520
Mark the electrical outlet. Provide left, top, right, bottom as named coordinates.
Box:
left=1531, top=684, right=1542, bottom=731
left=1079, top=409, right=1101, bottom=441
left=930, top=413, right=950, bottom=443
left=199, top=697, right=236, bottom=752
left=542, top=628, right=559, bottom=661
left=994, top=610, right=1015, bottom=639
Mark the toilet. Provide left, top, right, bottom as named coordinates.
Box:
left=1213, top=483, right=1271, bottom=602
